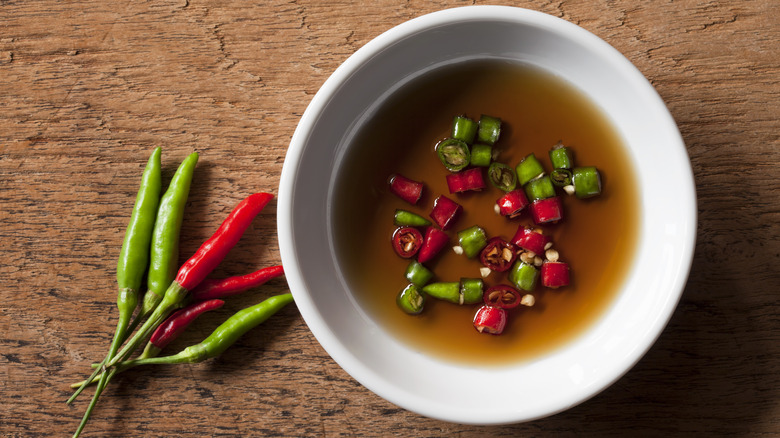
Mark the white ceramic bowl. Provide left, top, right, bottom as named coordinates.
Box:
left=278, top=6, right=696, bottom=425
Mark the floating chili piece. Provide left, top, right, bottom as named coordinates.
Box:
left=190, top=265, right=285, bottom=301
left=515, top=153, right=545, bottom=186
left=473, top=305, right=507, bottom=335
left=460, top=278, right=484, bottom=305
left=511, top=226, right=550, bottom=255
left=388, top=173, right=424, bottom=205
left=549, top=143, right=573, bottom=169
left=550, top=169, right=573, bottom=187
left=487, top=162, right=517, bottom=192
left=530, top=196, right=564, bottom=224
left=477, top=114, right=501, bottom=145
left=495, top=189, right=529, bottom=218
left=418, top=226, right=449, bottom=263
left=452, top=115, right=478, bottom=144
left=446, top=167, right=486, bottom=193
left=392, top=226, right=423, bottom=259
left=393, top=209, right=431, bottom=227
left=456, top=225, right=488, bottom=259
left=542, top=261, right=570, bottom=288
left=405, top=260, right=433, bottom=287
left=429, top=195, right=462, bottom=230
left=479, top=237, right=517, bottom=273
left=483, top=284, right=522, bottom=309
left=470, top=143, right=493, bottom=167
left=572, top=166, right=602, bottom=198
left=436, top=138, right=471, bottom=172
left=524, top=174, right=556, bottom=201
left=423, top=282, right=460, bottom=304
left=509, top=260, right=539, bottom=292
left=397, top=284, right=425, bottom=315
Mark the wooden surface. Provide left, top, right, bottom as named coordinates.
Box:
left=1, top=1, right=778, bottom=436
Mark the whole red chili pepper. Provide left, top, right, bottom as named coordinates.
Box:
left=148, top=299, right=225, bottom=351
left=190, top=265, right=285, bottom=301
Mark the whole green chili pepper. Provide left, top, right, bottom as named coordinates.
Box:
left=141, top=151, right=199, bottom=316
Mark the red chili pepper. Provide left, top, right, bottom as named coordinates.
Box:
left=417, top=226, right=449, bottom=264
left=446, top=168, right=486, bottom=193
left=190, top=265, right=285, bottom=301
left=429, top=195, right=462, bottom=230
left=392, top=226, right=423, bottom=258
left=388, top=173, right=424, bottom=205
left=541, top=261, right=570, bottom=288
left=530, top=196, right=563, bottom=224
left=176, top=193, right=274, bottom=291
left=511, top=226, right=550, bottom=255
left=149, top=299, right=224, bottom=350
left=479, top=237, right=517, bottom=272
left=482, top=284, right=522, bottom=309
left=473, top=305, right=507, bottom=335
left=496, top=189, right=529, bottom=218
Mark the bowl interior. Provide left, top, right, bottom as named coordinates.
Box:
left=278, top=6, right=695, bottom=425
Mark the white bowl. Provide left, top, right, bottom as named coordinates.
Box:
left=278, top=6, right=696, bottom=425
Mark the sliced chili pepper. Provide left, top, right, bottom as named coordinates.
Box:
left=483, top=284, right=522, bottom=309
left=148, top=299, right=225, bottom=351
left=530, top=196, right=564, bottom=224
left=511, top=226, right=550, bottom=255
left=405, top=260, right=433, bottom=287
left=422, top=282, right=460, bottom=304
left=418, top=226, right=449, bottom=263
left=572, top=166, right=602, bottom=198
left=470, top=143, right=492, bottom=167
left=388, top=173, right=424, bottom=205
left=456, top=225, right=488, bottom=259
left=460, top=278, right=484, bottom=305
left=496, top=189, right=529, bottom=218
left=487, top=162, right=517, bottom=192
left=549, top=143, right=573, bottom=169
left=515, top=153, right=545, bottom=186
left=446, top=167, right=486, bottom=193
left=392, top=226, right=423, bottom=259
left=397, top=284, right=425, bottom=315
left=550, top=169, right=573, bottom=187
left=479, top=237, right=517, bottom=272
left=452, top=115, right=478, bottom=144
left=509, top=260, right=539, bottom=292
left=436, top=138, right=471, bottom=172
left=524, top=174, right=556, bottom=201
left=429, top=195, right=462, bottom=230
left=473, top=305, right=507, bottom=335
left=541, top=261, right=570, bottom=288
left=190, top=265, right=285, bottom=301
left=393, top=209, right=431, bottom=227
left=477, top=114, right=501, bottom=145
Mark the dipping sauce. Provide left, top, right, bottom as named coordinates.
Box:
left=333, top=59, right=639, bottom=365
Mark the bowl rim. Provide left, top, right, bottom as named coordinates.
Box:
left=278, top=5, right=696, bottom=425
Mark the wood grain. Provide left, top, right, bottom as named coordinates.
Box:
left=1, top=0, right=778, bottom=436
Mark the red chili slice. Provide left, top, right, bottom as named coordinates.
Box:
left=388, top=173, right=424, bottom=205
left=541, top=261, right=570, bottom=288
left=446, top=167, right=486, bottom=193
left=479, top=237, right=517, bottom=272
left=482, top=284, right=522, bottom=309
left=530, top=196, right=563, bottom=224
left=429, top=195, right=462, bottom=230
left=391, top=226, right=423, bottom=258
left=511, top=226, right=550, bottom=255
left=418, top=226, right=449, bottom=264
left=496, top=189, right=529, bottom=218
left=473, top=305, right=507, bottom=335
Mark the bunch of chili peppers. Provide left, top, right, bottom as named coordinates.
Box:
left=388, top=114, right=603, bottom=335
left=67, top=148, right=292, bottom=437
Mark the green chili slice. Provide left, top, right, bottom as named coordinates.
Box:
left=572, top=166, right=602, bottom=198
left=550, top=169, right=573, bottom=187
left=422, top=282, right=460, bottom=304
left=457, top=225, right=488, bottom=259
left=437, top=138, right=470, bottom=172
left=394, top=209, right=431, bottom=227
left=487, top=162, right=517, bottom=192
left=397, top=284, right=426, bottom=315
left=509, top=261, right=539, bottom=292
left=549, top=144, right=573, bottom=169
left=524, top=175, right=556, bottom=201
left=470, top=143, right=493, bottom=167
left=460, top=278, right=484, bottom=305
left=405, top=260, right=433, bottom=287
left=477, top=115, right=501, bottom=145
left=452, top=115, right=478, bottom=144
left=515, top=153, right=545, bottom=186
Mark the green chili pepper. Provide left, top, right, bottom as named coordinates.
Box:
left=572, top=166, right=602, bottom=198
left=394, top=209, right=431, bottom=227
left=470, top=143, right=493, bottom=167
left=549, top=144, right=573, bottom=169
left=550, top=169, right=573, bottom=187
left=422, top=282, right=460, bottom=304
left=524, top=175, right=556, bottom=201
left=459, top=278, right=484, bottom=304
left=436, top=138, right=470, bottom=172
left=457, top=225, right=488, bottom=259
left=397, top=284, right=425, bottom=315
left=487, top=162, right=517, bottom=192
left=477, top=115, right=501, bottom=145
left=452, top=115, right=478, bottom=144
left=515, top=153, right=545, bottom=186
left=509, top=261, right=539, bottom=291
left=141, top=152, right=199, bottom=316
left=405, top=260, right=433, bottom=287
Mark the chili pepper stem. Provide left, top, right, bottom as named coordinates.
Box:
left=72, top=365, right=117, bottom=438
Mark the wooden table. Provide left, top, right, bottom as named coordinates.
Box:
left=2, top=1, right=778, bottom=436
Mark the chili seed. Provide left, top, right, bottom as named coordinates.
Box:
left=545, top=248, right=559, bottom=262
left=544, top=242, right=553, bottom=250
left=521, top=294, right=535, bottom=307
left=533, top=256, right=543, bottom=267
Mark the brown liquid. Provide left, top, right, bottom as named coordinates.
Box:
left=333, top=60, right=639, bottom=365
